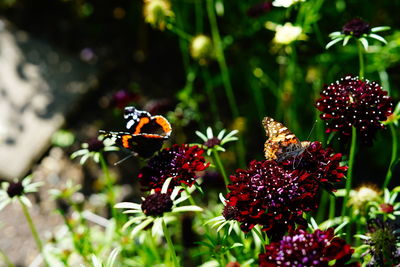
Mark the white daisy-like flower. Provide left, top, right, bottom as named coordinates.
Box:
left=71, top=136, right=118, bottom=165
left=272, top=0, right=305, bottom=8
left=115, top=178, right=203, bottom=238
left=195, top=127, right=239, bottom=156
left=0, top=175, right=43, bottom=211
left=272, top=22, right=304, bottom=45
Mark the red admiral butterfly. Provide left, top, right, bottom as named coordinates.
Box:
left=99, top=106, right=172, bottom=158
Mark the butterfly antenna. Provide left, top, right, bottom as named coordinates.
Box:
left=305, top=120, right=318, bottom=141
left=293, top=120, right=318, bottom=169
left=114, top=152, right=137, bottom=166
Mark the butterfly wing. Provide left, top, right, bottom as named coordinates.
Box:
left=99, top=130, right=166, bottom=158
left=262, top=117, right=303, bottom=161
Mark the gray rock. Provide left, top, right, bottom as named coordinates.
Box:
left=0, top=20, right=97, bottom=180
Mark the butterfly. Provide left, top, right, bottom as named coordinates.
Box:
left=99, top=106, right=172, bottom=158
left=262, top=117, right=310, bottom=162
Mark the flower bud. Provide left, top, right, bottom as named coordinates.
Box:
left=143, top=0, right=174, bottom=31
left=190, top=35, right=214, bottom=65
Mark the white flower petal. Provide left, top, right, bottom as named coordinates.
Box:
left=115, top=202, right=142, bottom=210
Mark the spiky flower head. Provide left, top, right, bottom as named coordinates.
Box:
left=259, top=228, right=358, bottom=267
left=226, top=160, right=317, bottom=239
left=139, top=144, right=210, bottom=192
left=316, top=75, right=394, bottom=144
left=141, top=192, right=173, bottom=216
left=342, top=18, right=371, bottom=38
left=348, top=185, right=380, bottom=214
left=143, top=0, right=174, bottom=31
left=362, top=219, right=400, bottom=266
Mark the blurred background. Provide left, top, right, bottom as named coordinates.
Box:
left=0, top=0, right=399, bottom=265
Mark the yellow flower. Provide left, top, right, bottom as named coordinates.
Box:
left=190, top=35, right=214, bottom=65
left=143, top=0, right=174, bottom=31
left=348, top=185, right=380, bottom=214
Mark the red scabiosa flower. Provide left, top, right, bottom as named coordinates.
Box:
left=226, top=160, right=314, bottom=239
left=259, top=228, right=358, bottom=267
left=342, top=18, right=371, bottom=38
left=141, top=192, right=173, bottom=216
left=139, top=144, right=210, bottom=192
left=112, top=89, right=140, bottom=109
left=281, top=141, right=347, bottom=191
left=316, top=75, right=394, bottom=144
left=247, top=2, right=273, bottom=17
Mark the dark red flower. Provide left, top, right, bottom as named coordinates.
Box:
left=138, top=144, right=210, bottom=192
left=342, top=18, right=371, bottom=38
left=259, top=228, right=359, bottom=267
left=6, top=181, right=24, bottom=198
left=247, top=2, right=273, bottom=17
left=316, top=75, right=394, bottom=144
left=87, top=138, right=105, bottom=152
left=226, top=160, right=314, bottom=239
left=281, top=141, right=347, bottom=191
left=141, top=193, right=173, bottom=216
left=112, top=89, right=140, bottom=109
left=380, top=203, right=394, bottom=214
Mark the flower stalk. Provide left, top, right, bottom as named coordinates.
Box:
left=342, top=127, right=357, bottom=220
left=162, top=218, right=180, bottom=267
left=18, top=197, right=49, bottom=267
left=383, top=124, right=398, bottom=188
left=357, top=40, right=365, bottom=78
left=212, top=150, right=230, bottom=189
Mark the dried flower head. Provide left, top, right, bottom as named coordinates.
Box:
left=316, top=76, right=394, bottom=144
left=139, top=144, right=210, bottom=192
left=259, top=228, right=358, bottom=267
left=362, top=219, right=400, bottom=266
left=143, top=0, right=174, bottom=31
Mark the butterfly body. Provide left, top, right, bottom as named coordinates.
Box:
left=262, top=117, right=309, bottom=161
left=100, top=106, right=172, bottom=158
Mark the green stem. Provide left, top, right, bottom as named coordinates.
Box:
left=357, top=40, right=365, bottom=78
left=342, top=127, right=357, bottom=219
left=0, top=249, right=14, bottom=267
left=202, top=69, right=221, bottom=124
left=147, top=230, right=162, bottom=263
left=18, top=198, right=49, bottom=267
left=316, top=191, right=329, bottom=222
left=383, top=124, right=398, bottom=188
left=166, top=23, right=193, bottom=41
left=99, top=153, right=117, bottom=218
left=162, top=219, right=180, bottom=267
left=206, top=0, right=239, bottom=118
left=329, top=194, right=336, bottom=220
left=212, top=150, right=230, bottom=190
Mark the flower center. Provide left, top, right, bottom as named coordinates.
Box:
left=6, top=181, right=24, bottom=197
